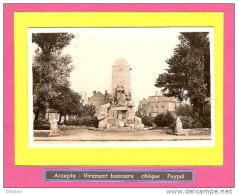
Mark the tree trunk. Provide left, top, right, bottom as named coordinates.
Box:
left=64, top=115, right=67, bottom=123
left=34, top=110, right=39, bottom=122
left=58, top=113, right=62, bottom=124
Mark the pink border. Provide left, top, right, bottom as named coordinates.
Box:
left=4, top=4, right=234, bottom=188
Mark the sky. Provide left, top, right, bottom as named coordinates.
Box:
left=31, top=27, right=212, bottom=107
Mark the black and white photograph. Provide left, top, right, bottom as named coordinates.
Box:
left=29, top=27, right=214, bottom=147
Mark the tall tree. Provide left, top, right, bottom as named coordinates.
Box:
left=155, top=32, right=210, bottom=118
left=49, top=85, right=82, bottom=122
left=49, top=85, right=96, bottom=123
left=80, top=104, right=97, bottom=117
left=32, top=33, right=75, bottom=121
left=32, top=33, right=75, bottom=56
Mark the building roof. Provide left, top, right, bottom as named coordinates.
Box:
left=88, top=91, right=106, bottom=101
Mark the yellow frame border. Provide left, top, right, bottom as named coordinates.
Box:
left=14, top=12, right=223, bottom=165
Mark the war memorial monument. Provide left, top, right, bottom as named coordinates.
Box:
left=98, top=58, right=144, bottom=131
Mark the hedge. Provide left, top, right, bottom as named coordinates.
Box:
left=64, top=116, right=98, bottom=127
left=34, top=120, right=51, bottom=130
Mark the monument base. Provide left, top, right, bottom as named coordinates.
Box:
left=105, top=126, right=133, bottom=131
left=49, top=127, right=60, bottom=137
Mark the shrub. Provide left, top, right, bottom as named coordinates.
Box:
left=34, top=120, right=50, bottom=130
left=154, top=113, right=165, bottom=127
left=141, top=116, right=154, bottom=127
left=170, top=116, right=202, bottom=130
left=200, top=104, right=211, bottom=128
left=64, top=116, right=98, bottom=127
left=176, top=104, right=211, bottom=128
left=164, top=112, right=175, bottom=126
left=154, top=112, right=175, bottom=127
left=169, top=120, right=176, bottom=130
left=180, top=116, right=202, bottom=129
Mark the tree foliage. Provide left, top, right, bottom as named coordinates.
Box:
left=49, top=86, right=97, bottom=122
left=32, top=33, right=75, bottom=121
left=176, top=104, right=194, bottom=117
left=49, top=86, right=82, bottom=118
left=32, top=32, right=97, bottom=123
left=32, top=33, right=75, bottom=56
left=80, top=104, right=97, bottom=117
left=155, top=32, right=210, bottom=117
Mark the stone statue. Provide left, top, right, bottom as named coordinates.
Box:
left=175, top=116, right=183, bottom=133
left=113, top=84, right=128, bottom=107
left=126, top=91, right=131, bottom=100
left=98, top=103, right=111, bottom=128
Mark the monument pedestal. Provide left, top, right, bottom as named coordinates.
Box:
left=48, top=112, right=60, bottom=136
left=104, top=126, right=132, bottom=131
left=49, top=121, right=60, bottom=136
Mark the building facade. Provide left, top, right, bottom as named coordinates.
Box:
left=88, top=90, right=110, bottom=116
left=137, top=92, right=182, bottom=117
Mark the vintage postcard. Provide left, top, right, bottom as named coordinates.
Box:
left=3, top=3, right=235, bottom=190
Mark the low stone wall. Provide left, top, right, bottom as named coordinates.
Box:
left=165, top=128, right=211, bottom=135
left=185, top=128, right=211, bottom=135
left=59, top=125, right=89, bottom=131
left=33, top=130, right=50, bottom=137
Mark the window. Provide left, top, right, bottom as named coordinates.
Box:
left=161, top=106, right=165, bottom=110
